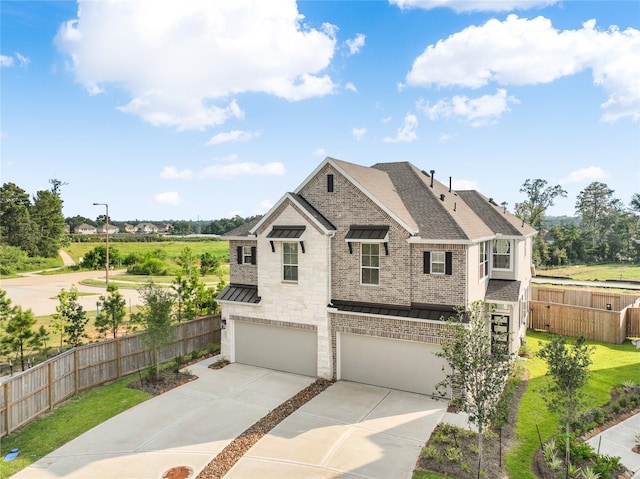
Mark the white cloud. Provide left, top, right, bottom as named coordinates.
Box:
left=1, top=52, right=29, bottom=68
left=55, top=0, right=338, bottom=130
left=439, top=133, right=453, bottom=141
left=160, top=166, right=192, bottom=179
left=352, top=127, right=367, bottom=141
left=152, top=191, right=180, bottom=206
left=562, top=166, right=608, bottom=184
left=419, top=89, right=519, bottom=126
left=389, top=0, right=558, bottom=12
left=345, top=33, right=365, bottom=55
left=213, top=154, right=240, bottom=163
left=312, top=148, right=326, bottom=156
left=405, top=15, right=640, bottom=122
left=345, top=82, right=358, bottom=93
left=207, top=129, right=259, bottom=146
left=199, top=161, right=286, bottom=180
left=381, top=116, right=392, bottom=123
left=257, top=199, right=275, bottom=212
left=384, top=113, right=418, bottom=143
left=452, top=179, right=478, bottom=190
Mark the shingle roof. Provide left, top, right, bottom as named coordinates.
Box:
left=485, top=280, right=522, bottom=303
left=222, top=217, right=261, bottom=238
left=456, top=190, right=536, bottom=237
left=289, top=193, right=336, bottom=232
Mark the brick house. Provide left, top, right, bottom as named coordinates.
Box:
left=217, top=157, right=536, bottom=396
left=74, top=223, right=97, bottom=235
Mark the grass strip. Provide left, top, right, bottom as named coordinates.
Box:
left=0, top=375, right=150, bottom=479
left=505, top=331, right=640, bottom=479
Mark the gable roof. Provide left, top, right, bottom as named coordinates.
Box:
left=295, top=157, right=419, bottom=234
left=222, top=216, right=261, bottom=239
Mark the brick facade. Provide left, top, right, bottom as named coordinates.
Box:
left=410, top=243, right=467, bottom=306
left=229, top=240, right=258, bottom=285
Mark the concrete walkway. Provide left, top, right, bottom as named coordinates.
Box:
left=586, top=412, right=640, bottom=479
left=10, top=359, right=315, bottom=479
left=224, top=381, right=447, bottom=479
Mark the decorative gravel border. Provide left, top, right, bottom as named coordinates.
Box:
left=196, top=378, right=333, bottom=479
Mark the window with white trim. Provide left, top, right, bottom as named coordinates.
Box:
left=431, top=251, right=446, bottom=275
left=479, top=241, right=488, bottom=278
left=493, top=239, right=512, bottom=270
left=361, top=243, right=380, bottom=285
left=243, top=246, right=253, bottom=264
left=282, top=242, right=298, bottom=282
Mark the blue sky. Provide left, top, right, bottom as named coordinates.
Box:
left=1, top=0, right=638, bottom=223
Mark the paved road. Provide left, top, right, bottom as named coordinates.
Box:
left=533, top=276, right=640, bottom=290
left=0, top=269, right=143, bottom=316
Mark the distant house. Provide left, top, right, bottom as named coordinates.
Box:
left=97, top=224, right=119, bottom=235
left=123, top=223, right=136, bottom=233
left=135, top=223, right=158, bottom=234
left=74, top=223, right=97, bottom=235
left=157, top=223, right=173, bottom=234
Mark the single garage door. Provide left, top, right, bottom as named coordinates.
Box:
left=235, top=321, right=317, bottom=377
left=338, top=333, right=450, bottom=397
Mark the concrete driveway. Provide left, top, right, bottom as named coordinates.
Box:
left=224, top=381, right=447, bottom=479
left=11, top=359, right=315, bottom=479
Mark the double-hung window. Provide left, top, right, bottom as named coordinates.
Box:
left=430, top=251, right=446, bottom=274
left=493, top=239, right=512, bottom=270
left=361, top=243, right=380, bottom=285
left=243, top=246, right=253, bottom=264
left=282, top=242, right=298, bottom=282
left=479, top=241, right=488, bottom=278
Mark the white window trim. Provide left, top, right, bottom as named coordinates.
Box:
left=282, top=242, right=298, bottom=283
left=492, top=239, right=513, bottom=271
left=430, top=251, right=446, bottom=275
left=479, top=241, right=488, bottom=279
left=242, top=246, right=253, bottom=265
left=360, top=242, right=380, bottom=286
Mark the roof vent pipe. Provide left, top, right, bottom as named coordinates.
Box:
left=430, top=170, right=435, bottom=188
left=449, top=176, right=452, bottom=192
left=440, top=194, right=445, bottom=201
left=454, top=202, right=457, bottom=212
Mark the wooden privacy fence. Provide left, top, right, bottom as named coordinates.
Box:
left=530, top=286, right=640, bottom=344
left=0, top=315, right=220, bottom=438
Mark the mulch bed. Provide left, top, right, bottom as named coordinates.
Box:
left=195, top=378, right=333, bottom=479
left=128, top=368, right=198, bottom=396
left=414, top=373, right=528, bottom=479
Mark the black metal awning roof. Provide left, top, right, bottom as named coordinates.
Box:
left=216, top=284, right=261, bottom=304
left=345, top=225, right=389, bottom=241
left=266, top=225, right=306, bottom=239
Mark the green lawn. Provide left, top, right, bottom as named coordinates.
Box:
left=63, top=240, right=229, bottom=265
left=0, top=375, right=150, bottom=479
left=537, top=262, right=640, bottom=282
left=505, top=331, right=640, bottom=479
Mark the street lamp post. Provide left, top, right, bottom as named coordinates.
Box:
left=92, top=202, right=109, bottom=286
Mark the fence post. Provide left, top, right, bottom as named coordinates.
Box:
left=116, top=338, right=122, bottom=379
left=74, top=349, right=79, bottom=394
left=4, top=381, right=11, bottom=436
left=48, top=362, right=54, bottom=411
left=182, top=322, right=187, bottom=357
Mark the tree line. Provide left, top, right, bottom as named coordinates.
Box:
left=515, top=180, right=639, bottom=267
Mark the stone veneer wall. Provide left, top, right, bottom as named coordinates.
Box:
left=410, top=243, right=467, bottom=305
left=330, top=312, right=446, bottom=379
left=228, top=240, right=258, bottom=285
left=299, top=164, right=411, bottom=306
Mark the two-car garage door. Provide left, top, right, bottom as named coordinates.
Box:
left=338, top=333, right=450, bottom=397
left=234, top=321, right=317, bottom=377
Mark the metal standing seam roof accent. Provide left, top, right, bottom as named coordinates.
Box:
left=345, top=225, right=390, bottom=241
left=330, top=300, right=461, bottom=322
left=216, top=284, right=261, bottom=304
left=266, top=225, right=306, bottom=239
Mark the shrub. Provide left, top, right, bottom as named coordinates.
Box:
left=445, top=446, right=463, bottom=463
left=592, top=455, right=623, bottom=477
left=421, top=445, right=438, bottom=460
left=580, top=466, right=601, bottom=479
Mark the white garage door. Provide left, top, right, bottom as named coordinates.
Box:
left=235, top=321, right=317, bottom=377
left=338, top=333, right=450, bottom=397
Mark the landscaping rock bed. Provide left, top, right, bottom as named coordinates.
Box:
left=196, top=378, right=333, bottom=479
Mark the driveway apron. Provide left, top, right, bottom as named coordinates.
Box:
left=224, top=381, right=447, bottom=479
left=10, top=359, right=315, bottom=479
